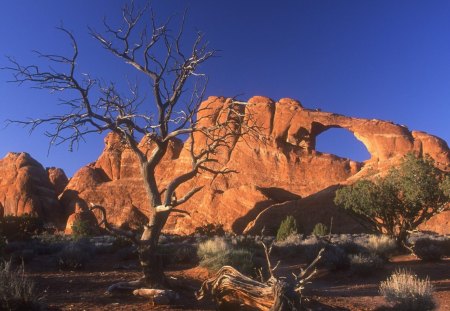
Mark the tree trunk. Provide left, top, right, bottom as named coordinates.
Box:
left=138, top=210, right=171, bottom=288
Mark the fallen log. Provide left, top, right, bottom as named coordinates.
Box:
left=197, top=242, right=324, bottom=311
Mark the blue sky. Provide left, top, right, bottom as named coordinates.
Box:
left=1, top=1, right=449, bottom=177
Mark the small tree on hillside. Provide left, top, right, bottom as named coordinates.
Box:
left=334, top=153, right=450, bottom=246
left=3, top=2, right=259, bottom=294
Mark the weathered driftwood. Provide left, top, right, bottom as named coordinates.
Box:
left=197, top=266, right=274, bottom=310
left=197, top=244, right=324, bottom=311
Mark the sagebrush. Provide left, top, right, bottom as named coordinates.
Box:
left=0, top=261, right=41, bottom=310
left=198, top=237, right=254, bottom=275
left=380, top=269, right=435, bottom=310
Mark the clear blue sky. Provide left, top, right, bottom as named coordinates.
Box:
left=1, top=1, right=449, bottom=177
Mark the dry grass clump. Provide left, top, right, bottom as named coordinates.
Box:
left=0, top=261, right=41, bottom=310
left=365, top=235, right=397, bottom=258
left=380, top=269, right=435, bottom=310
left=197, top=237, right=254, bottom=275
left=197, top=237, right=230, bottom=259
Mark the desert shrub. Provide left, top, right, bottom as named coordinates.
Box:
left=349, top=253, right=384, bottom=276
left=0, top=261, right=41, bottom=310
left=200, top=248, right=254, bottom=275
left=32, top=234, right=67, bottom=256
left=321, top=244, right=350, bottom=271
left=197, top=237, right=230, bottom=259
left=276, top=216, right=298, bottom=241
left=440, top=238, right=450, bottom=257
left=194, top=223, right=225, bottom=237
left=272, top=234, right=303, bottom=258
left=365, top=235, right=397, bottom=259
left=71, top=219, right=95, bottom=239
left=0, top=236, right=6, bottom=259
left=160, top=243, right=197, bottom=265
left=312, top=223, right=328, bottom=237
left=57, top=240, right=94, bottom=270
left=2, top=241, right=36, bottom=264
left=198, top=237, right=254, bottom=274
left=10, top=249, right=35, bottom=264
left=413, top=238, right=445, bottom=261
left=380, top=269, right=435, bottom=310
left=302, top=237, right=349, bottom=271
left=232, top=235, right=261, bottom=251
left=112, top=236, right=133, bottom=249
left=338, top=240, right=367, bottom=255
left=0, top=215, right=44, bottom=241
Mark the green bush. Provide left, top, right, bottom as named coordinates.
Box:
left=380, top=269, right=435, bottom=310
left=312, top=223, right=328, bottom=237
left=71, top=219, right=95, bottom=239
left=0, top=261, right=41, bottom=310
left=0, top=215, right=44, bottom=241
left=276, top=216, right=298, bottom=241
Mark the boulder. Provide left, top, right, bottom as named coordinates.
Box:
left=65, top=209, right=99, bottom=235
left=0, top=152, right=63, bottom=226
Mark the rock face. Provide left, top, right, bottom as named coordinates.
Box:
left=0, top=152, right=64, bottom=225
left=58, top=96, right=449, bottom=235
left=47, top=167, right=69, bottom=196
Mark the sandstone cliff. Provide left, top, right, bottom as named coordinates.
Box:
left=58, top=96, right=450, bottom=235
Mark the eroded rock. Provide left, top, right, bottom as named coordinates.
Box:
left=0, top=152, right=63, bottom=225
left=55, top=96, right=449, bottom=235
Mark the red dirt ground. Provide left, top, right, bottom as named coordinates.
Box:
left=26, top=252, right=449, bottom=310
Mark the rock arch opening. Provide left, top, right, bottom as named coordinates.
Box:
left=315, top=127, right=371, bottom=162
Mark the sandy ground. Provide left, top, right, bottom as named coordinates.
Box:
left=24, top=250, right=450, bottom=311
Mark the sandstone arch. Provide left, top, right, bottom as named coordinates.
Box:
left=314, top=126, right=371, bottom=162
left=57, top=95, right=449, bottom=235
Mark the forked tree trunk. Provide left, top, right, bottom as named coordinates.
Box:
left=138, top=210, right=171, bottom=288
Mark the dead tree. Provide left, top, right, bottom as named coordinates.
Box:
left=197, top=239, right=324, bottom=311
left=3, top=2, right=259, bottom=294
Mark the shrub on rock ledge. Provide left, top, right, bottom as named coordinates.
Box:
left=276, top=215, right=298, bottom=241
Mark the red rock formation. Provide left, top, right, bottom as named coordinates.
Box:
left=47, top=167, right=69, bottom=196
left=65, top=210, right=100, bottom=235
left=60, top=96, right=450, bottom=235
left=0, top=152, right=64, bottom=225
